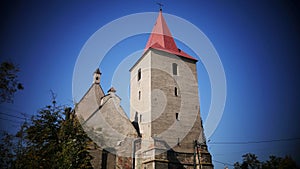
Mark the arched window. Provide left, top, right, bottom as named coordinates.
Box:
left=138, top=68, right=141, bottom=81
left=172, top=63, right=178, bottom=75
left=176, top=113, right=179, bottom=120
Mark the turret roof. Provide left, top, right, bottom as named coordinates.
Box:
left=94, top=68, right=101, bottom=74
left=144, top=10, right=197, bottom=61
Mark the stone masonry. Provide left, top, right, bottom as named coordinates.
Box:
left=75, top=9, right=214, bottom=169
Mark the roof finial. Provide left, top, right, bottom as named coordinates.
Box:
left=156, top=2, right=163, bottom=11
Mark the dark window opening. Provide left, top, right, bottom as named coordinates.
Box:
left=175, top=87, right=178, bottom=96
left=134, top=112, right=138, bottom=122
left=176, top=113, right=179, bottom=120
left=101, top=150, right=108, bottom=169
left=140, top=114, right=142, bottom=123
left=96, top=77, right=99, bottom=80
left=101, top=149, right=116, bottom=168
left=139, top=91, right=141, bottom=100
left=172, top=63, right=178, bottom=75
left=138, top=68, right=141, bottom=81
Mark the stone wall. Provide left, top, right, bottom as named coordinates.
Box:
left=150, top=49, right=203, bottom=153
left=75, top=83, right=104, bottom=121
left=130, top=51, right=152, bottom=139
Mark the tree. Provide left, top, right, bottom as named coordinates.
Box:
left=0, top=61, right=23, bottom=103
left=56, top=108, right=93, bottom=169
left=241, top=153, right=261, bottom=169
left=0, top=131, right=14, bottom=169
left=12, top=101, right=93, bottom=169
left=262, top=155, right=281, bottom=169
left=279, top=156, right=299, bottom=169
left=235, top=153, right=299, bottom=169
left=13, top=102, right=63, bottom=168
left=234, top=162, right=242, bottom=169
left=262, top=155, right=299, bottom=169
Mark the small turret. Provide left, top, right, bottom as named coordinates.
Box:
left=93, top=68, right=101, bottom=84
left=108, top=87, right=116, bottom=93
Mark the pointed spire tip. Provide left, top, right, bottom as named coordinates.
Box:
left=94, top=68, right=101, bottom=75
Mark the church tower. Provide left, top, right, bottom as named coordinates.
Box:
left=130, top=9, right=213, bottom=169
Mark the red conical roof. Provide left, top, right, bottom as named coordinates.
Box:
left=144, top=10, right=197, bottom=61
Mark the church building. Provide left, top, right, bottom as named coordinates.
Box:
left=75, top=9, right=214, bottom=169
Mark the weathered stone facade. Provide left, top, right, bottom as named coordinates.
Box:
left=130, top=48, right=213, bottom=169
left=75, top=9, right=213, bottom=169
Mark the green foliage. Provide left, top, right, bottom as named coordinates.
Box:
left=0, top=61, right=23, bottom=103
left=57, top=109, right=93, bottom=169
left=242, top=153, right=260, bottom=169
left=262, top=155, right=299, bottom=169
left=234, top=153, right=299, bottom=169
left=17, top=104, right=63, bottom=168
left=0, top=101, right=93, bottom=168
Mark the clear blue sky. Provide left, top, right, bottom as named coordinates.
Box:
left=1, top=1, right=300, bottom=168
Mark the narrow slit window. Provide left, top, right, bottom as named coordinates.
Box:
left=175, top=87, right=178, bottom=96
left=138, top=68, right=141, bottom=81
left=172, top=63, right=178, bottom=75
left=140, top=114, right=142, bottom=123
left=135, top=112, right=138, bottom=122
left=138, top=91, right=141, bottom=100
left=176, top=113, right=179, bottom=120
